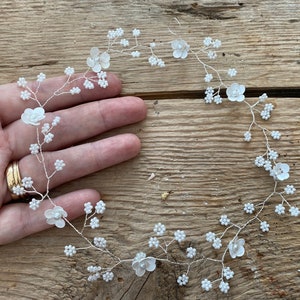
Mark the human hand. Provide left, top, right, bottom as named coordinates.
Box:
left=0, top=73, right=147, bottom=245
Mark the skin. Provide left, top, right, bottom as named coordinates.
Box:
left=0, top=72, right=147, bottom=245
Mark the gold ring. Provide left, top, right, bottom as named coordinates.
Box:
left=5, top=161, right=25, bottom=200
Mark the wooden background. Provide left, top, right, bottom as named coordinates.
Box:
left=0, top=0, right=299, bottom=299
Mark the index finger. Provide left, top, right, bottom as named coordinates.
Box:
left=0, top=72, right=122, bottom=126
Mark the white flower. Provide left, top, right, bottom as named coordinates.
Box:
left=44, top=133, right=54, bottom=143
left=29, top=198, right=40, bottom=210
left=87, top=47, right=110, bottom=72
left=153, top=223, right=166, bottom=236
left=270, top=163, right=290, bottom=181
left=149, top=42, right=156, bottom=48
left=244, top=203, right=255, bottom=214
left=223, top=266, right=234, bottom=280
left=219, top=214, right=230, bottom=226
left=264, top=160, right=272, bottom=171
left=17, top=77, right=27, bottom=87
left=174, top=230, right=186, bottom=242
left=212, top=237, right=222, bottom=249
left=227, top=68, right=237, bottom=77
left=148, top=55, right=158, bottom=66
left=289, top=206, right=299, bottom=217
left=64, top=67, right=75, bottom=76
left=212, top=39, right=222, bottom=48
left=21, top=107, right=45, bottom=126
left=255, top=155, right=265, bottom=167
left=102, top=271, right=114, bottom=282
left=88, top=273, right=100, bottom=282
left=268, top=150, right=278, bottom=160
left=259, top=93, right=268, bottom=102
left=264, top=103, right=274, bottom=112
left=93, top=237, right=107, bottom=248
left=131, top=51, right=140, bottom=58
left=214, top=95, right=222, bottom=104
left=20, top=90, right=31, bottom=100
left=90, top=217, right=100, bottom=229
left=226, top=83, right=245, bottom=102
left=207, top=50, right=217, bottom=59
left=228, top=237, right=245, bottom=258
left=186, top=247, right=196, bottom=259
left=37, top=73, right=46, bottom=82
left=22, top=177, right=33, bottom=188
left=171, top=39, right=190, bottom=59
left=201, top=278, right=212, bottom=291
left=120, top=38, right=129, bottom=47
left=44, top=206, right=67, bottom=228
left=132, top=252, right=156, bottom=277
left=52, top=116, right=61, bottom=126
left=95, top=200, right=106, bottom=214
left=177, top=274, right=189, bottom=286
left=148, top=237, right=160, bottom=248
left=84, top=202, right=93, bottom=214
left=54, top=159, right=65, bottom=171
left=260, top=221, right=270, bottom=232
left=64, top=245, right=76, bottom=257
left=98, top=78, right=108, bottom=88
left=204, top=73, right=213, bottom=82
left=271, top=130, right=281, bottom=140
left=275, top=203, right=285, bottom=215
left=203, top=37, right=212, bottom=47
left=205, top=231, right=215, bottom=242
left=132, top=28, right=141, bottom=37
left=87, top=265, right=101, bottom=273
left=244, top=131, right=251, bottom=142
left=219, top=281, right=230, bottom=293
left=12, top=185, right=25, bottom=196
left=261, top=109, right=271, bottom=120
left=41, top=123, right=50, bottom=134
left=284, top=185, right=296, bottom=195
left=70, top=87, right=81, bottom=95
left=29, top=143, right=40, bottom=155
left=83, top=79, right=94, bottom=89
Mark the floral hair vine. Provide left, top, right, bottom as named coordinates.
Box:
left=15, top=26, right=298, bottom=295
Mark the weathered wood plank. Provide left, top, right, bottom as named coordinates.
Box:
left=0, top=98, right=299, bottom=299
left=0, top=0, right=299, bottom=93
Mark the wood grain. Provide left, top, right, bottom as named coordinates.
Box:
left=0, top=1, right=299, bottom=299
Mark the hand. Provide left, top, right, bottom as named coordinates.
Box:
left=0, top=73, right=147, bottom=245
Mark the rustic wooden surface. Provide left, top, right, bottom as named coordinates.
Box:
left=0, top=1, right=299, bottom=299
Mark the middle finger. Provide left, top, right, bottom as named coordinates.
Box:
left=6, top=96, right=147, bottom=159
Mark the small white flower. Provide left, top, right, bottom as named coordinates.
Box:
left=148, top=55, right=158, bottom=66
left=212, top=39, right=222, bottom=48
left=264, top=160, right=272, bottom=171
left=102, top=271, right=114, bottom=282
left=220, top=214, right=230, bottom=226
left=226, top=83, right=245, bottom=102
left=64, top=67, right=75, bottom=76
left=120, top=38, right=129, bottom=47
left=174, top=230, right=186, bottom=242
left=177, top=274, right=189, bottom=286
left=186, top=247, right=196, bottom=259
left=255, top=155, right=265, bottom=167
left=153, top=223, right=166, bottom=236
left=264, top=103, right=274, bottom=112
left=205, top=231, right=216, bottom=242
left=29, top=143, right=40, bottom=155
left=90, top=217, right=100, bottom=229
left=204, top=73, right=213, bottom=82
left=52, top=116, right=61, bottom=126
left=284, top=185, right=296, bottom=195
left=29, top=198, right=40, bottom=210
left=148, top=237, right=159, bottom=248
left=203, top=37, right=212, bottom=47
left=21, top=107, right=45, bottom=126
left=260, top=110, right=271, bottom=120
left=83, top=79, right=94, bottom=89
left=213, top=95, right=222, bottom=104
left=131, top=51, right=141, bottom=58
left=260, top=221, right=270, bottom=232
left=17, top=77, right=27, bottom=87
left=54, top=159, right=65, bottom=171
left=95, top=200, right=106, bottom=214
left=212, top=237, right=222, bottom=249
left=84, top=202, right=93, bottom=214
left=223, top=267, right=234, bottom=280
left=44, top=133, right=54, bottom=143
left=132, top=252, right=156, bottom=277
left=171, top=39, right=190, bottom=59
left=149, top=42, right=156, bottom=48
left=132, top=28, right=141, bottom=37
left=93, top=237, right=107, bottom=248
left=88, top=273, right=100, bottom=282
left=70, top=87, right=81, bottom=95
left=201, top=278, right=212, bottom=291
left=259, top=93, right=268, bottom=102
left=37, top=73, right=46, bottom=82
left=207, top=50, right=217, bottom=59
left=228, top=237, right=245, bottom=258
left=41, top=123, right=50, bottom=134
left=270, top=163, right=290, bottom=181
left=12, top=185, right=25, bottom=196
left=271, top=130, right=281, bottom=140
left=98, top=78, right=108, bottom=88
left=22, top=177, right=33, bottom=189
left=289, top=206, right=299, bottom=217
left=20, top=90, right=31, bottom=100
left=87, top=265, right=101, bottom=273
left=268, top=150, right=278, bottom=160
left=44, top=206, right=67, bottom=228
left=219, top=281, right=230, bottom=293
left=227, top=68, right=237, bottom=77
left=115, top=27, right=124, bottom=37
left=64, top=245, right=76, bottom=257
left=87, top=47, right=110, bottom=72
left=244, top=131, right=251, bottom=142
left=244, top=203, right=255, bottom=214
left=275, top=204, right=285, bottom=215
